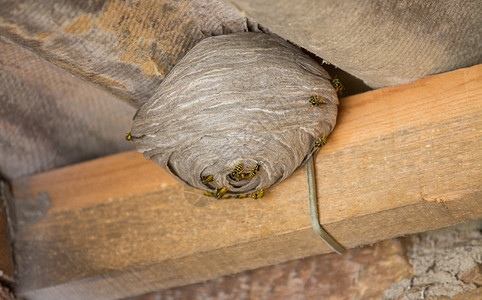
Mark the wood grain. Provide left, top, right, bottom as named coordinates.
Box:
left=11, top=65, right=482, bottom=299
left=225, top=0, right=481, bottom=89
left=133, top=239, right=412, bottom=300
left=0, top=0, right=252, bottom=107
left=0, top=40, right=136, bottom=181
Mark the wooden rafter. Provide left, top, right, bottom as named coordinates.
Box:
left=10, top=64, right=482, bottom=299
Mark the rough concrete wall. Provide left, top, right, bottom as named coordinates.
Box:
left=383, top=222, right=482, bottom=299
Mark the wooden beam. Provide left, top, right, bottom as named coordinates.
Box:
left=12, top=65, right=482, bottom=299
left=132, top=239, right=413, bottom=300
left=0, top=40, right=136, bottom=181
left=0, top=181, right=15, bottom=285
left=225, top=0, right=480, bottom=89
left=0, top=0, right=251, bottom=107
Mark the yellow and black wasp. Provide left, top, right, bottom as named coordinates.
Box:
left=233, top=194, right=248, bottom=198
left=204, top=187, right=230, bottom=199
left=332, top=78, right=344, bottom=95
left=308, top=92, right=325, bottom=108
left=230, top=163, right=244, bottom=181
left=241, top=163, right=261, bottom=179
left=251, top=189, right=264, bottom=199
left=201, top=175, right=213, bottom=185
left=125, top=130, right=133, bottom=142
left=314, top=134, right=327, bottom=148
left=215, top=187, right=229, bottom=199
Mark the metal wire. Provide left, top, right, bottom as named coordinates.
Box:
left=307, top=156, right=346, bottom=254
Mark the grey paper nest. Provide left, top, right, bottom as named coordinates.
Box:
left=130, top=32, right=338, bottom=196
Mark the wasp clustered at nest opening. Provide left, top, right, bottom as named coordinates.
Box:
left=129, top=32, right=339, bottom=198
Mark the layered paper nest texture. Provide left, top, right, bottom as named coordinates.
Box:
left=131, top=33, right=338, bottom=195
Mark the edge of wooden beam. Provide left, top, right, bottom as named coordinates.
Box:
left=11, top=64, right=482, bottom=299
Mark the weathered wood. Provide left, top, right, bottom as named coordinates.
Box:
left=447, top=288, right=482, bottom=300
left=12, top=65, right=482, bottom=299
left=0, top=181, right=15, bottom=285
left=0, top=39, right=136, bottom=180
left=225, top=0, right=481, bottom=88
left=0, top=0, right=253, bottom=107
left=132, top=239, right=412, bottom=299
left=0, top=283, right=16, bottom=300
left=132, top=222, right=482, bottom=299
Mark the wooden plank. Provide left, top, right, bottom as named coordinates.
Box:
left=11, top=65, right=482, bottom=299
left=0, top=39, right=136, bottom=181
left=225, top=0, right=480, bottom=89
left=0, top=0, right=252, bottom=107
left=447, top=288, right=482, bottom=300
left=0, top=181, right=15, bottom=284
left=132, top=221, right=482, bottom=299
left=133, top=239, right=412, bottom=300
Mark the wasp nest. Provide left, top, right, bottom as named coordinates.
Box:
left=130, top=32, right=338, bottom=196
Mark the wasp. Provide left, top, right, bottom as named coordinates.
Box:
left=251, top=189, right=264, bottom=199
left=215, top=187, right=229, bottom=199
left=230, top=163, right=244, bottom=180
left=125, top=130, right=133, bottom=142
left=204, top=192, right=230, bottom=199
left=241, top=163, right=261, bottom=179
left=201, top=175, right=213, bottom=185
left=332, top=78, right=344, bottom=95
left=204, top=188, right=230, bottom=199
left=314, top=134, right=327, bottom=148
left=234, top=194, right=248, bottom=198
left=309, top=92, right=325, bottom=108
